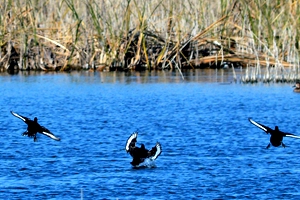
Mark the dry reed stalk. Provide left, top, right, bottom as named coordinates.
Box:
left=0, top=0, right=299, bottom=82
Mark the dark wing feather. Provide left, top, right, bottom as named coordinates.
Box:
left=149, top=142, right=162, bottom=160
left=39, top=126, right=60, bottom=141
left=125, top=132, right=138, bottom=152
left=283, top=132, right=300, bottom=139
left=248, top=118, right=273, bottom=133
left=11, top=111, right=30, bottom=122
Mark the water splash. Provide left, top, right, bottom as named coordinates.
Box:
left=134, top=158, right=157, bottom=169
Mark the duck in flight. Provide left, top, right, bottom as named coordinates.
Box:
left=11, top=111, right=60, bottom=142
left=125, top=132, right=162, bottom=167
left=248, top=118, right=300, bottom=148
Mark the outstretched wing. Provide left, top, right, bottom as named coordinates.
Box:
left=125, top=132, right=138, bottom=152
left=150, top=142, right=162, bottom=160
left=11, top=111, right=30, bottom=122
left=248, top=118, right=273, bottom=133
left=284, top=133, right=300, bottom=139
left=39, top=126, right=60, bottom=141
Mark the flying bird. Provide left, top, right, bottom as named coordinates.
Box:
left=248, top=118, right=300, bottom=148
left=11, top=111, right=60, bottom=142
left=125, top=132, right=162, bottom=167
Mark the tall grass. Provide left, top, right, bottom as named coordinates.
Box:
left=0, top=0, right=299, bottom=81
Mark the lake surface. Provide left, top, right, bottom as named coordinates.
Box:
left=1, top=69, right=300, bottom=199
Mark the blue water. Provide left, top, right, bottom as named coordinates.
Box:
left=1, top=70, right=300, bottom=199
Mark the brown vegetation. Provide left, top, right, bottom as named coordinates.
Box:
left=0, top=0, right=299, bottom=81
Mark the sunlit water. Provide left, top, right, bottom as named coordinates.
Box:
left=1, top=69, right=300, bottom=199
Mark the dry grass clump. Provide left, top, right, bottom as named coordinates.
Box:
left=0, top=0, right=299, bottom=81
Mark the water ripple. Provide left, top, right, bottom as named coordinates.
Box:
left=1, top=72, right=300, bottom=199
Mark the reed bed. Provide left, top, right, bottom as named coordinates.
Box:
left=0, top=0, right=299, bottom=82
